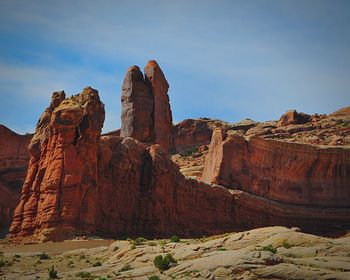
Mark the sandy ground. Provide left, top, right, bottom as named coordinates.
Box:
left=0, top=226, right=350, bottom=280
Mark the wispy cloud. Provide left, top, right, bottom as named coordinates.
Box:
left=0, top=0, right=349, bottom=134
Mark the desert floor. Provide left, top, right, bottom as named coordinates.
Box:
left=0, top=226, right=349, bottom=280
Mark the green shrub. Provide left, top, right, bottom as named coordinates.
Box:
left=113, top=246, right=119, bottom=252
left=133, top=237, right=146, bottom=246
left=48, top=266, right=58, bottom=279
left=282, top=240, right=291, bottom=249
left=75, top=271, right=92, bottom=278
left=119, top=264, right=132, bottom=272
left=217, top=248, right=226, bottom=251
left=170, top=235, right=180, bottom=243
left=38, top=252, right=50, bottom=260
left=93, top=261, right=102, bottom=267
left=0, top=259, right=5, bottom=267
left=14, top=254, right=21, bottom=258
left=147, top=241, right=157, bottom=246
left=148, top=276, right=160, bottom=280
left=262, top=245, right=277, bottom=254
left=153, top=254, right=177, bottom=271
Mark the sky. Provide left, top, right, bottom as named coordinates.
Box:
left=0, top=0, right=349, bottom=134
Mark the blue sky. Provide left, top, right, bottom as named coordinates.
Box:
left=0, top=0, right=349, bottom=134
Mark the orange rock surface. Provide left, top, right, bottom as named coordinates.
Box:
left=9, top=88, right=105, bottom=241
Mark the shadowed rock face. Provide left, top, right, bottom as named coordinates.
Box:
left=120, top=61, right=173, bottom=151
left=9, top=88, right=105, bottom=241
left=0, top=125, right=32, bottom=237
left=120, top=66, right=154, bottom=142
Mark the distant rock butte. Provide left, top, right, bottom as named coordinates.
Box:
left=0, top=125, right=32, bottom=237
left=4, top=61, right=350, bottom=242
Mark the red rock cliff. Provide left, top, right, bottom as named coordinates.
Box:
left=9, top=88, right=105, bottom=241
left=202, top=129, right=350, bottom=207
left=0, top=125, right=32, bottom=236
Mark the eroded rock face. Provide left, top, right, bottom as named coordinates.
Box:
left=120, top=60, right=173, bottom=151
left=9, top=88, right=105, bottom=241
left=173, top=118, right=231, bottom=153
left=120, top=66, right=154, bottom=142
left=202, top=129, right=350, bottom=207
left=0, top=125, right=32, bottom=236
left=144, top=60, right=173, bottom=151
left=277, top=110, right=311, bottom=126
left=97, top=136, right=236, bottom=238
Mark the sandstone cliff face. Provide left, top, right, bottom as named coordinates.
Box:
left=202, top=129, right=350, bottom=207
left=0, top=125, right=32, bottom=236
left=9, top=88, right=105, bottom=241
left=97, top=136, right=236, bottom=238
left=120, top=60, right=173, bottom=151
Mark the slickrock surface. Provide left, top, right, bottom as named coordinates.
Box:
left=0, top=125, right=32, bottom=237
left=9, top=88, right=105, bottom=242
left=121, top=61, right=173, bottom=151
left=1, top=227, right=349, bottom=280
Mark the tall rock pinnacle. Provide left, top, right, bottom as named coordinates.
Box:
left=120, top=60, right=173, bottom=151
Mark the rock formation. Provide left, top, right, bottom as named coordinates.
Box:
left=6, top=62, right=350, bottom=242
left=277, top=109, right=311, bottom=126
left=9, top=88, right=105, bottom=241
left=0, top=125, right=32, bottom=236
left=120, top=60, right=173, bottom=151
left=144, top=60, right=173, bottom=151
left=202, top=128, right=350, bottom=207
left=120, top=66, right=154, bottom=142
left=172, top=118, right=231, bottom=153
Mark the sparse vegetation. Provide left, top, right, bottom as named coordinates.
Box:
left=262, top=245, right=277, bottom=254
left=14, top=254, right=21, bottom=259
left=147, top=241, right=157, bottom=246
left=93, top=261, right=102, bottom=267
left=38, top=252, right=50, bottom=260
left=282, top=240, right=291, bottom=249
left=113, top=246, right=119, bottom=251
left=217, top=247, right=226, bottom=251
left=170, top=235, right=180, bottom=243
left=119, top=264, right=132, bottom=272
left=154, top=254, right=177, bottom=271
left=76, top=271, right=93, bottom=278
left=48, top=266, right=58, bottom=279
left=0, top=259, right=5, bottom=267
left=148, top=276, right=160, bottom=280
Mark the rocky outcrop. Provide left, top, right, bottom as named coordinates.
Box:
left=120, top=66, right=154, bottom=142
left=202, top=129, right=350, bottom=208
left=0, top=125, right=32, bottom=236
left=172, top=118, right=230, bottom=153
left=9, top=88, right=105, bottom=241
left=277, top=110, right=311, bottom=126
left=144, top=60, right=173, bottom=151
left=120, top=60, right=173, bottom=151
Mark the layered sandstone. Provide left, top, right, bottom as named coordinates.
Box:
left=120, top=60, right=173, bottom=151
left=0, top=125, right=32, bottom=236
left=9, top=88, right=105, bottom=241
left=202, top=129, right=350, bottom=207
